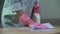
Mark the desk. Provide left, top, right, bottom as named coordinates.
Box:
left=0, top=26, right=60, bottom=34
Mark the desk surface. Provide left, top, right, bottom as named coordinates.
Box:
left=0, top=26, right=60, bottom=34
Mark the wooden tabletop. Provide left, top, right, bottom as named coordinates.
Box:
left=0, top=26, right=60, bottom=34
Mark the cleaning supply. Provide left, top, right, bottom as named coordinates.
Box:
left=32, top=1, right=41, bottom=24
left=30, top=23, right=54, bottom=29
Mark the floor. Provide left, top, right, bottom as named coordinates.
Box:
left=0, top=26, right=60, bottom=34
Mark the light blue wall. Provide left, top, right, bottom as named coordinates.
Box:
left=39, top=0, right=60, bottom=18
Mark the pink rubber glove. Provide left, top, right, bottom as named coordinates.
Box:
left=20, top=13, right=33, bottom=25
left=20, top=13, right=47, bottom=29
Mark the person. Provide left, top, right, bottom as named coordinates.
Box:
left=3, top=0, right=47, bottom=28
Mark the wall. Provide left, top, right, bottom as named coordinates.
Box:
left=39, top=0, right=60, bottom=18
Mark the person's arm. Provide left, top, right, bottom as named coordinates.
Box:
left=12, top=0, right=47, bottom=28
